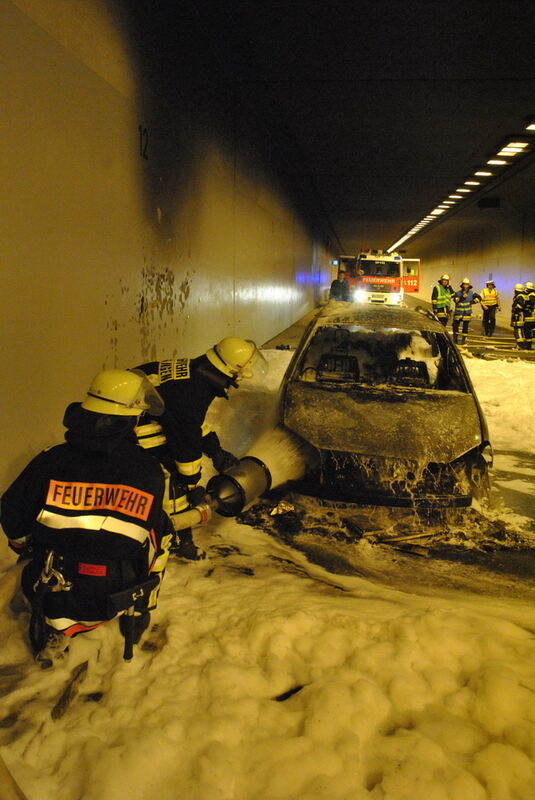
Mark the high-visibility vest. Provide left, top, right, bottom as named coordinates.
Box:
left=481, top=288, right=499, bottom=307
left=432, top=284, right=452, bottom=310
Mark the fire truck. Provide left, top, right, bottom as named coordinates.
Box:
left=333, top=251, right=420, bottom=305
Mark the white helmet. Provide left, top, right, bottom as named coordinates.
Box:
left=514, top=283, right=524, bottom=291
left=525, top=281, right=534, bottom=290
left=439, top=274, right=450, bottom=281
left=486, top=279, right=495, bottom=285
left=461, top=277, right=470, bottom=285
left=82, top=369, right=164, bottom=416
left=206, top=337, right=267, bottom=380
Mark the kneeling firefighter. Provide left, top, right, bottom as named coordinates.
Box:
left=1, top=370, right=173, bottom=667
left=134, top=338, right=268, bottom=560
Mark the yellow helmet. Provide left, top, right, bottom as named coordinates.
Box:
left=439, top=274, right=450, bottom=281
left=81, top=369, right=164, bottom=416
left=525, top=281, right=534, bottom=290
left=461, top=277, right=471, bottom=285
left=205, top=338, right=267, bottom=380
left=514, top=283, right=524, bottom=291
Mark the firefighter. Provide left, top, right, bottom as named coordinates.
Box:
left=1, top=370, right=172, bottom=668
left=523, top=281, right=535, bottom=350
left=511, top=283, right=529, bottom=349
left=329, top=267, right=350, bottom=302
left=452, top=278, right=481, bottom=345
left=479, top=279, right=501, bottom=337
left=134, top=338, right=267, bottom=560
left=431, top=274, right=454, bottom=326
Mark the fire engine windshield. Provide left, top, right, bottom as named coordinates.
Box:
left=358, top=259, right=400, bottom=277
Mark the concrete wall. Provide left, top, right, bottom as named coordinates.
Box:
left=0, top=0, right=330, bottom=487
left=407, top=159, right=535, bottom=327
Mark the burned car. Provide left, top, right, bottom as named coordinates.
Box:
left=279, top=303, right=492, bottom=508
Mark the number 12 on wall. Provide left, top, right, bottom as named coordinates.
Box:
left=138, top=125, right=149, bottom=160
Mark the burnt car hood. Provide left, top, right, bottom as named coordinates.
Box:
left=282, top=382, right=482, bottom=463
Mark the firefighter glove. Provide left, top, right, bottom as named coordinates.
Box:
left=187, top=485, right=209, bottom=507
left=211, top=448, right=239, bottom=473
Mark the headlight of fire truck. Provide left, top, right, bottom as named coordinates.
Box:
left=389, top=292, right=401, bottom=305
left=353, top=289, right=367, bottom=303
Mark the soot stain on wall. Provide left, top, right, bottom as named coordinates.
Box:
left=135, top=259, right=186, bottom=360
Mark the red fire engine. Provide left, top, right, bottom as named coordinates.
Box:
left=334, top=251, right=420, bottom=305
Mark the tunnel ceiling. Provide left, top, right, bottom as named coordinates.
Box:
left=126, top=0, right=535, bottom=254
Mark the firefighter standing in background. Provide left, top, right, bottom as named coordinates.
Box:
left=1, top=370, right=172, bottom=668
left=511, top=283, right=529, bottom=349
left=452, top=278, right=481, bottom=345
left=329, top=267, right=350, bottom=301
left=479, top=279, right=501, bottom=337
left=134, top=338, right=267, bottom=560
left=523, top=281, right=535, bottom=350
left=431, top=274, right=454, bottom=326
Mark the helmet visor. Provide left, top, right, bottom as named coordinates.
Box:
left=238, top=342, right=269, bottom=381
left=129, top=370, right=165, bottom=415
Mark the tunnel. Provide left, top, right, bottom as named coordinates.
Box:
left=1, top=3, right=535, bottom=799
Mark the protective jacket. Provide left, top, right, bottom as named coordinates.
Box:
left=511, top=291, right=527, bottom=325
left=431, top=283, right=454, bottom=315
left=134, top=356, right=231, bottom=486
left=1, top=404, right=172, bottom=637
left=524, top=289, right=535, bottom=323
left=329, top=278, right=350, bottom=302
left=453, top=288, right=480, bottom=319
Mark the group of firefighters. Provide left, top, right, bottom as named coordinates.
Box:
left=432, top=275, right=535, bottom=349
left=1, top=338, right=266, bottom=667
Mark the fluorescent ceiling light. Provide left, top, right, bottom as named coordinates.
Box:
left=498, top=148, right=522, bottom=155
left=487, top=159, right=507, bottom=165
left=456, top=188, right=471, bottom=193
left=507, top=141, right=529, bottom=147
left=526, top=123, right=535, bottom=131
left=442, top=200, right=455, bottom=204
left=465, top=180, right=480, bottom=185
left=475, top=171, right=493, bottom=176
left=449, top=194, right=463, bottom=199
left=430, top=209, right=445, bottom=215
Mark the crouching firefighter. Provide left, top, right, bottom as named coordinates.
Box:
left=0, top=370, right=173, bottom=668
left=133, top=338, right=268, bottom=560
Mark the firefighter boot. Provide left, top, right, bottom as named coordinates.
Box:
left=171, top=528, right=206, bottom=561
left=36, top=629, right=70, bottom=670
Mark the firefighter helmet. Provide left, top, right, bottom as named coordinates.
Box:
left=206, top=338, right=267, bottom=380
left=81, top=369, right=164, bottom=416
left=486, top=279, right=495, bottom=285
left=439, top=274, right=450, bottom=281
left=461, top=277, right=471, bottom=285
left=525, top=281, right=534, bottom=290
left=514, top=283, right=524, bottom=291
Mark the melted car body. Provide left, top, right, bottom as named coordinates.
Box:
left=279, top=303, right=492, bottom=507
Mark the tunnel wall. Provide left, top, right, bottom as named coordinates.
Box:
left=0, top=0, right=330, bottom=487
left=408, top=160, right=535, bottom=329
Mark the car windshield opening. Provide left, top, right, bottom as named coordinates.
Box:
left=297, top=325, right=467, bottom=391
